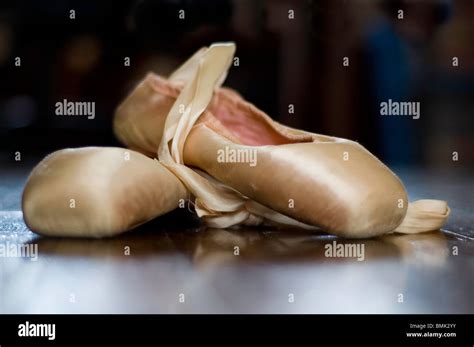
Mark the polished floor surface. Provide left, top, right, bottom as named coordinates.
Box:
left=0, top=162, right=473, bottom=313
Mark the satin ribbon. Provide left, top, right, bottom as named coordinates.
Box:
left=394, top=199, right=450, bottom=233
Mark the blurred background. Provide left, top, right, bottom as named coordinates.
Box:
left=0, top=0, right=473, bottom=168
left=1, top=1, right=472, bottom=316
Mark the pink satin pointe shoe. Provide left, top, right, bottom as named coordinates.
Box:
left=114, top=42, right=450, bottom=238
left=22, top=147, right=187, bottom=237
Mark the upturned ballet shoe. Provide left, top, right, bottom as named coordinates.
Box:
left=22, top=147, right=187, bottom=237
left=114, top=43, right=450, bottom=238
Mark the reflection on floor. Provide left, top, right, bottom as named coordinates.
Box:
left=1, top=211, right=472, bottom=314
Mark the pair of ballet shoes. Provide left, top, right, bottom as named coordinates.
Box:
left=22, top=43, right=449, bottom=238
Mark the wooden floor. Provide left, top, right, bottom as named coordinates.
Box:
left=0, top=162, right=473, bottom=314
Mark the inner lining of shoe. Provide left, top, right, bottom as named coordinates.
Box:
left=204, top=92, right=315, bottom=146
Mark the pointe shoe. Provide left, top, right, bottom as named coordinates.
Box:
left=114, top=43, right=449, bottom=238
left=22, top=147, right=187, bottom=237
